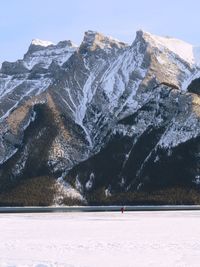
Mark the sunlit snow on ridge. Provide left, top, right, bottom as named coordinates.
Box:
left=31, top=39, right=54, bottom=47
left=142, top=30, right=200, bottom=66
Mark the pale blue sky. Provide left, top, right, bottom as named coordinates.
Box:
left=0, top=0, right=200, bottom=62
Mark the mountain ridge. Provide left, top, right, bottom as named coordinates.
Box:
left=1, top=30, right=200, bottom=205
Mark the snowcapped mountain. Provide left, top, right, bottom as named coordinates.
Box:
left=1, top=30, right=200, bottom=205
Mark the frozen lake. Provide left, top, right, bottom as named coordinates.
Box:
left=0, top=211, right=200, bottom=266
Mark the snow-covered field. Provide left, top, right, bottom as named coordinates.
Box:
left=0, top=211, right=200, bottom=267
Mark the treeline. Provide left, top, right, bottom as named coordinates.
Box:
left=0, top=176, right=56, bottom=206
left=62, top=196, right=86, bottom=206
left=87, top=186, right=200, bottom=206
left=0, top=175, right=86, bottom=206
left=1, top=178, right=200, bottom=206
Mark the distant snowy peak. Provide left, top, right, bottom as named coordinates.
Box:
left=136, top=30, right=200, bottom=66
left=31, top=39, right=54, bottom=47
left=27, top=38, right=77, bottom=54
left=24, top=38, right=78, bottom=69
left=80, top=30, right=128, bottom=52
left=30, top=39, right=78, bottom=50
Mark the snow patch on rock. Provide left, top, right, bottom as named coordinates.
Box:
left=53, top=177, right=85, bottom=206
left=85, top=173, right=95, bottom=190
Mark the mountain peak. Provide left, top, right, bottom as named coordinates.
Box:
left=26, top=39, right=54, bottom=54
left=80, top=30, right=128, bottom=52
left=25, top=38, right=78, bottom=63
left=135, top=30, right=198, bottom=65
left=23, top=38, right=78, bottom=70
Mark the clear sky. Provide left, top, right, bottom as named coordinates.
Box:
left=1, top=0, right=200, bottom=63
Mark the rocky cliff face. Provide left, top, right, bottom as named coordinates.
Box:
left=1, top=30, right=200, bottom=205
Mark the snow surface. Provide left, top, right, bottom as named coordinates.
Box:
left=0, top=211, right=200, bottom=267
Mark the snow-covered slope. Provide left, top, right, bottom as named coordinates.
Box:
left=1, top=30, right=200, bottom=205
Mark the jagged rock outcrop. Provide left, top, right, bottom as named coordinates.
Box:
left=1, top=30, right=200, bottom=205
